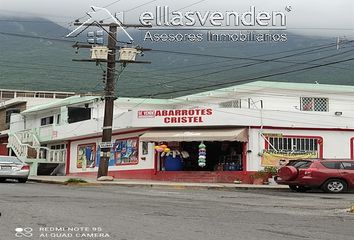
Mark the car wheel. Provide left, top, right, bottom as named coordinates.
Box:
left=289, top=185, right=309, bottom=192
left=18, top=178, right=28, bottom=183
left=322, top=179, right=347, bottom=193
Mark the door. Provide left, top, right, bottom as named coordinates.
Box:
left=339, top=161, right=354, bottom=187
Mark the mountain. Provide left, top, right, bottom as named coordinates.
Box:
left=0, top=17, right=353, bottom=98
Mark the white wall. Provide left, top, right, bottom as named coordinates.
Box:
left=247, top=128, right=354, bottom=171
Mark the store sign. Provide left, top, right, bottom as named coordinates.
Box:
left=138, top=108, right=213, bottom=124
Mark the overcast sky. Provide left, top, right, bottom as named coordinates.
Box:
left=0, top=0, right=353, bottom=37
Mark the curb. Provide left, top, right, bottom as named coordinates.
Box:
left=29, top=178, right=290, bottom=191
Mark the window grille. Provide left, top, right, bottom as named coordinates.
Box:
left=219, top=99, right=242, bottom=108
left=266, top=136, right=319, bottom=155
left=301, top=97, right=328, bottom=112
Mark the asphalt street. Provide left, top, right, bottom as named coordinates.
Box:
left=0, top=181, right=354, bottom=240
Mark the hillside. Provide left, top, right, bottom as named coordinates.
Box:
left=0, top=18, right=353, bottom=98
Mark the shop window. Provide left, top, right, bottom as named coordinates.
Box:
left=77, top=143, right=96, bottom=169
left=113, top=138, right=138, bottom=165
left=300, top=97, right=328, bottom=112
left=68, top=107, right=91, bottom=123
left=40, top=116, right=54, bottom=126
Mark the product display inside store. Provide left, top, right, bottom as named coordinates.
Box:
left=155, top=141, right=244, bottom=171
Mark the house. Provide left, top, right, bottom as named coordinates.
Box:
left=0, top=89, right=75, bottom=156
left=7, top=81, right=354, bottom=183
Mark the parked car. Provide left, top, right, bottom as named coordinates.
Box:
left=276, top=159, right=354, bottom=193
left=0, top=155, right=30, bottom=183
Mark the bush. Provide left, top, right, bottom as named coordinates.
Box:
left=263, top=166, right=278, bottom=176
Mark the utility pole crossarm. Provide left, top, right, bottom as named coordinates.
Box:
left=72, top=43, right=152, bottom=52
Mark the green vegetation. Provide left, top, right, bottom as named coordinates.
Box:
left=65, top=178, right=88, bottom=183
left=263, top=166, right=278, bottom=176
left=1, top=18, right=353, bottom=98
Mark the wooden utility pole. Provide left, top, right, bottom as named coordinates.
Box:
left=68, top=8, right=151, bottom=178
left=97, top=24, right=117, bottom=178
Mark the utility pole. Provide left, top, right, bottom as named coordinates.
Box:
left=97, top=24, right=117, bottom=178
left=66, top=6, right=151, bottom=179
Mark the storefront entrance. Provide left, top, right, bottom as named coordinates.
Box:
left=140, top=128, right=248, bottom=182
left=177, top=141, right=243, bottom=171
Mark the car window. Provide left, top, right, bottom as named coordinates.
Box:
left=287, top=160, right=312, bottom=169
left=0, top=157, right=22, bottom=163
left=321, top=161, right=341, bottom=169
left=340, top=162, right=354, bottom=170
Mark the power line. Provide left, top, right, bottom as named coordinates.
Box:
left=150, top=40, right=353, bottom=62
left=0, top=31, right=76, bottom=43
left=124, top=0, right=157, bottom=13
left=124, top=47, right=352, bottom=82
left=137, top=56, right=354, bottom=97
left=141, top=41, right=340, bottom=73
left=124, top=42, right=354, bottom=90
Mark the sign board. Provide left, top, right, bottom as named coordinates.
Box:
left=137, top=108, right=213, bottom=124
left=99, top=142, right=113, bottom=149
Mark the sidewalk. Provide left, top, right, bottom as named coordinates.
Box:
left=28, top=176, right=290, bottom=191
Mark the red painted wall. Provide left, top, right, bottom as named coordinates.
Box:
left=0, top=136, right=8, bottom=156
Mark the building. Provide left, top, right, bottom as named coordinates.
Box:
left=7, top=81, right=354, bottom=183
left=0, top=89, right=75, bottom=156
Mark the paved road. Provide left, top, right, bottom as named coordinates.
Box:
left=0, top=182, right=353, bottom=240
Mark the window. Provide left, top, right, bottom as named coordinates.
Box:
left=321, top=161, right=341, bottom=169
left=68, top=107, right=91, bottom=123
left=41, top=116, right=54, bottom=126
left=142, top=142, right=149, bottom=155
left=340, top=161, right=354, bottom=170
left=5, top=108, right=20, bottom=124
left=50, top=144, right=66, bottom=150
left=56, top=114, right=61, bottom=125
left=113, top=138, right=138, bottom=165
left=267, top=136, right=319, bottom=154
left=301, top=97, right=328, bottom=112
left=219, top=99, right=242, bottom=108
left=287, top=160, right=312, bottom=169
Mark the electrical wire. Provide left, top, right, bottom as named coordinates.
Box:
left=136, top=56, right=354, bottom=97
left=123, top=47, right=353, bottom=82
left=124, top=44, right=354, bottom=91
left=124, top=0, right=158, bottom=13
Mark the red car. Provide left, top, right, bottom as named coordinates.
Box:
left=276, top=159, right=354, bottom=193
